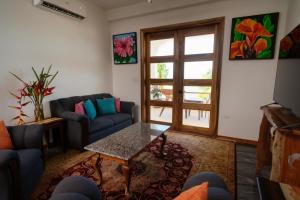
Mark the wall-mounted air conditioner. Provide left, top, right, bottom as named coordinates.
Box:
left=33, top=0, right=87, bottom=20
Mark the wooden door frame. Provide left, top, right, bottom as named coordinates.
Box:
left=140, top=17, right=225, bottom=136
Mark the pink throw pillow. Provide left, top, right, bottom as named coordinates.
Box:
left=115, top=98, right=121, bottom=112
left=75, top=101, right=85, bottom=115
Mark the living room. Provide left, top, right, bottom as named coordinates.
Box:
left=1, top=0, right=300, bottom=199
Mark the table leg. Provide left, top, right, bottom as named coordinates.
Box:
left=59, top=125, right=66, bottom=153
left=95, top=154, right=103, bottom=185
left=122, top=163, right=131, bottom=196
left=44, top=130, right=50, bottom=158
left=160, top=133, right=167, bottom=157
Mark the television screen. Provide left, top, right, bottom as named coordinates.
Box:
left=273, top=24, right=300, bottom=117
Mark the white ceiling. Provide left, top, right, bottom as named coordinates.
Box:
left=91, top=0, right=146, bottom=9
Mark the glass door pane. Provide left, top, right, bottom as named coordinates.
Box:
left=182, top=109, right=210, bottom=128
left=150, top=106, right=173, bottom=123
left=150, top=85, right=173, bottom=101
left=150, top=63, right=174, bottom=79
left=184, top=61, right=213, bottom=79
left=184, top=34, right=215, bottom=55
left=184, top=86, right=211, bottom=104
left=150, top=38, right=174, bottom=56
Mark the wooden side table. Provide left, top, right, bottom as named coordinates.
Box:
left=256, top=106, right=300, bottom=186
left=27, top=117, right=66, bottom=156
left=257, top=176, right=300, bottom=200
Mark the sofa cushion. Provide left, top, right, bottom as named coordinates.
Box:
left=106, top=113, right=131, bottom=125
left=52, top=176, right=101, bottom=200
left=183, top=172, right=228, bottom=191
left=0, top=121, right=14, bottom=149
left=90, top=117, right=114, bottom=133
left=75, top=101, right=85, bottom=115
left=84, top=100, right=97, bottom=120
left=96, top=98, right=116, bottom=115
left=17, top=149, right=43, bottom=198
left=174, top=182, right=208, bottom=200
left=115, top=98, right=121, bottom=112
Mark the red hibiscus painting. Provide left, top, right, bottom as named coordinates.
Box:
left=113, top=32, right=137, bottom=64
left=229, top=13, right=279, bottom=60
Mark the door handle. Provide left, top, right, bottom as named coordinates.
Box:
left=178, top=90, right=183, bottom=94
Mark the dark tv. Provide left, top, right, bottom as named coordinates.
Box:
left=273, top=24, right=300, bottom=118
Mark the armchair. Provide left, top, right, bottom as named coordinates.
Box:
left=0, top=125, right=44, bottom=200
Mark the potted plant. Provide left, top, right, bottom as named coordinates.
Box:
left=151, top=87, right=162, bottom=100
left=10, top=66, right=58, bottom=124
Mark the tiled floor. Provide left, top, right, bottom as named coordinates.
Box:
left=236, top=144, right=260, bottom=200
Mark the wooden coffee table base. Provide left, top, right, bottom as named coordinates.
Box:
left=92, top=134, right=167, bottom=196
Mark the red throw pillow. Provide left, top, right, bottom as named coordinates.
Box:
left=115, top=98, right=121, bottom=112
left=0, top=120, right=14, bottom=150
left=75, top=101, right=85, bottom=115
left=174, top=182, right=208, bottom=200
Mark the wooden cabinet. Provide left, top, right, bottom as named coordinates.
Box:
left=256, top=106, right=300, bottom=187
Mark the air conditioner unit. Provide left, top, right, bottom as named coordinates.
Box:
left=33, top=0, right=87, bottom=20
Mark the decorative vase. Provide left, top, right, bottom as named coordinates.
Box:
left=34, top=103, right=45, bottom=122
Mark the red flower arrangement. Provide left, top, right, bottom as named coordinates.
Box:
left=10, top=66, right=58, bottom=124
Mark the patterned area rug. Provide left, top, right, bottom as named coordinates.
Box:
left=32, top=132, right=235, bottom=200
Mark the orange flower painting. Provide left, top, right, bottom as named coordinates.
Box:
left=229, top=13, right=279, bottom=60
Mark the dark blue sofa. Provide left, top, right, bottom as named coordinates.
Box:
left=49, top=93, right=135, bottom=150
left=0, top=125, right=44, bottom=200
left=50, top=172, right=233, bottom=200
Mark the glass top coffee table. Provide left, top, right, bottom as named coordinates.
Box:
left=85, top=122, right=170, bottom=195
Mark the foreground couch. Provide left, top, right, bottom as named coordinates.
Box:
left=50, top=93, right=135, bottom=150
left=50, top=172, right=233, bottom=200
left=182, top=172, right=233, bottom=200
left=0, top=125, right=44, bottom=200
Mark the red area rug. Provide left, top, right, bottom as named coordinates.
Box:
left=36, top=138, right=193, bottom=200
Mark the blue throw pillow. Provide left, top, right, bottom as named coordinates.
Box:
left=97, top=98, right=116, bottom=115
left=83, top=99, right=97, bottom=120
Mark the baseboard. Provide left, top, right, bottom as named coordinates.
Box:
left=217, top=135, right=258, bottom=146
left=169, top=129, right=258, bottom=146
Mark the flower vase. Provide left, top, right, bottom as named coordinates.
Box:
left=34, top=104, right=45, bottom=122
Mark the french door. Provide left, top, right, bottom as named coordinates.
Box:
left=141, top=18, right=224, bottom=136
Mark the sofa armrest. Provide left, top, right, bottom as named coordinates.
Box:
left=60, top=111, right=89, bottom=123
left=0, top=150, right=21, bottom=200
left=60, top=112, right=89, bottom=151
left=7, top=125, right=44, bottom=150
left=0, top=150, right=19, bottom=168
left=120, top=101, right=135, bottom=120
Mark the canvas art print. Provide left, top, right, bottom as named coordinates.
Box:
left=229, top=12, right=279, bottom=60
left=279, top=24, right=300, bottom=58
left=113, top=32, right=137, bottom=64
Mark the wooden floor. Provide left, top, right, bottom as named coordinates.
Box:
left=236, top=144, right=260, bottom=200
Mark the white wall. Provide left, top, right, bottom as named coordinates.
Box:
left=109, top=0, right=288, bottom=141
left=286, top=0, right=300, bottom=33
left=0, top=0, right=112, bottom=124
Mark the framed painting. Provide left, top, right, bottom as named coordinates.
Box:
left=113, top=32, right=138, bottom=64
left=279, top=24, right=300, bottom=58
left=229, top=12, right=279, bottom=60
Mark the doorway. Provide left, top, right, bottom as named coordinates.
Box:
left=141, top=18, right=224, bottom=136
